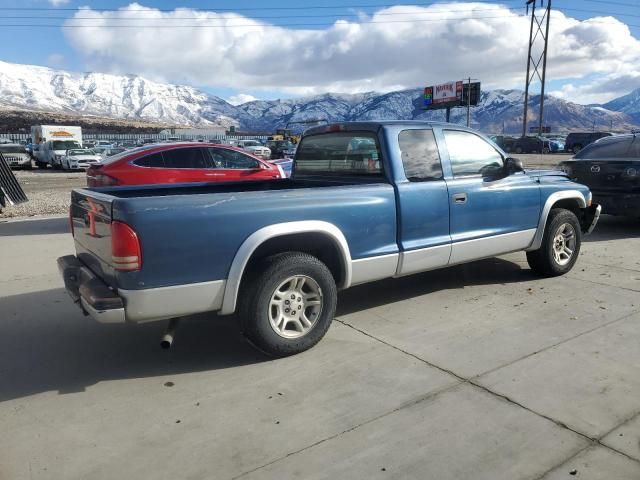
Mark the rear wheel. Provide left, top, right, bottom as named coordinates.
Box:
left=527, top=208, right=581, bottom=277
left=572, top=144, right=583, bottom=154
left=36, top=161, right=47, bottom=169
left=542, top=147, right=550, bottom=154
left=239, top=252, right=337, bottom=357
left=515, top=146, right=523, bottom=154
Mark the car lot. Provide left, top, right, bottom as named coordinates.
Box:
left=1, top=213, right=639, bottom=479
left=0, top=153, right=572, bottom=218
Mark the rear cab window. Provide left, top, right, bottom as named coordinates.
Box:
left=295, top=131, right=383, bottom=177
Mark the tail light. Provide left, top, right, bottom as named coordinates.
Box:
left=111, top=221, right=142, bottom=271
left=87, top=167, right=119, bottom=187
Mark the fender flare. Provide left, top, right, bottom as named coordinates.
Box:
left=219, top=221, right=352, bottom=315
left=526, top=190, right=587, bottom=251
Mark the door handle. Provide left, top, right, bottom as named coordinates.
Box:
left=452, top=193, right=467, bottom=204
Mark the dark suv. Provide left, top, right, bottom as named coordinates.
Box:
left=564, top=132, right=612, bottom=154
left=512, top=136, right=552, bottom=154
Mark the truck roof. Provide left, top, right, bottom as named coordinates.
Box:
left=303, top=120, right=460, bottom=136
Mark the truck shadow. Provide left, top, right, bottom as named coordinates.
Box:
left=583, top=215, right=640, bottom=243
left=0, top=216, right=69, bottom=236
left=0, top=257, right=533, bottom=403
left=337, top=257, right=533, bottom=316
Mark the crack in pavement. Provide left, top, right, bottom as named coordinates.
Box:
left=235, top=313, right=640, bottom=479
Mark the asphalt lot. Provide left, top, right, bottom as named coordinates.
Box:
left=1, top=214, right=639, bottom=479
left=0, top=153, right=572, bottom=218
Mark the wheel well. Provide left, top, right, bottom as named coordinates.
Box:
left=243, top=232, right=346, bottom=287
left=551, top=198, right=582, bottom=217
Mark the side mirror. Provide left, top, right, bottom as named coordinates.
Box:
left=505, top=157, right=524, bottom=174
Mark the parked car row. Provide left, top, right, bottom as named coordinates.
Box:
left=490, top=132, right=614, bottom=154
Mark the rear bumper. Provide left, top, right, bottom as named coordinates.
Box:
left=57, top=255, right=227, bottom=324
left=593, top=192, right=640, bottom=216
left=57, top=255, right=126, bottom=323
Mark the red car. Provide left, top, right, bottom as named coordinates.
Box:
left=86, top=143, right=285, bottom=187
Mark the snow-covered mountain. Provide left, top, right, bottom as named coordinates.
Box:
left=0, top=60, right=246, bottom=128
left=0, top=60, right=637, bottom=133
left=603, top=88, right=640, bottom=123
left=238, top=88, right=638, bottom=133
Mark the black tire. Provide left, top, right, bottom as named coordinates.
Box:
left=542, top=147, right=550, bottom=154
left=239, top=252, right=337, bottom=357
left=515, top=146, right=523, bottom=154
left=527, top=208, right=582, bottom=277
left=36, top=161, right=47, bottom=169
left=572, top=144, right=582, bottom=154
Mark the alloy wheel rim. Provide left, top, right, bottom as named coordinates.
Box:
left=268, top=275, right=323, bottom=339
left=552, top=223, right=576, bottom=266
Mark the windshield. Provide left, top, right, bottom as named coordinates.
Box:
left=53, top=140, right=80, bottom=150
left=243, top=141, right=261, bottom=147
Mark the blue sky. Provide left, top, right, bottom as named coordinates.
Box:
left=0, top=0, right=638, bottom=103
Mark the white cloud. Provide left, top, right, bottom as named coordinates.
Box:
left=49, top=0, right=70, bottom=6
left=63, top=3, right=640, bottom=101
left=550, top=72, right=640, bottom=105
left=46, top=53, right=65, bottom=69
left=227, top=93, right=258, bottom=105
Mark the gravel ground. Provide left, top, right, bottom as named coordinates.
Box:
left=1, top=153, right=571, bottom=218
left=1, top=168, right=86, bottom=218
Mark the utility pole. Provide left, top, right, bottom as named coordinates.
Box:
left=466, top=77, right=471, bottom=127
left=522, top=0, right=552, bottom=138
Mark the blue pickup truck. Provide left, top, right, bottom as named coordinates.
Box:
left=58, top=122, right=600, bottom=356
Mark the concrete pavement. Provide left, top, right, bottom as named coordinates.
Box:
left=1, top=215, right=639, bottom=479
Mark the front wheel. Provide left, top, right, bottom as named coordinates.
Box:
left=515, top=146, right=523, bottom=154
left=239, top=252, right=337, bottom=357
left=527, top=208, right=581, bottom=277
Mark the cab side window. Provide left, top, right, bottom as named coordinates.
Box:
left=398, top=129, right=443, bottom=181
left=443, top=130, right=504, bottom=177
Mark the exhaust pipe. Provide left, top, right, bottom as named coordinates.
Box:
left=160, top=318, right=180, bottom=349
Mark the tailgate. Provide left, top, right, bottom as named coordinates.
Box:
left=571, top=160, right=640, bottom=193
left=70, top=189, right=118, bottom=288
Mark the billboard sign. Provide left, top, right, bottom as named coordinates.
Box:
left=433, top=81, right=463, bottom=105
left=423, top=80, right=479, bottom=110
left=423, top=87, right=433, bottom=107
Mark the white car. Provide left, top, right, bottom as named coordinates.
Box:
left=62, top=148, right=102, bottom=170
left=237, top=140, right=271, bottom=160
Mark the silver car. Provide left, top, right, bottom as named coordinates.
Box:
left=63, top=149, right=102, bottom=170
left=0, top=143, right=32, bottom=169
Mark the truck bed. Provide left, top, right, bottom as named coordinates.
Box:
left=71, top=175, right=398, bottom=293
left=92, top=176, right=387, bottom=199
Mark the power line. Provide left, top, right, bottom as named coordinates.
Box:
left=583, top=0, right=639, bottom=6
left=6, top=6, right=639, bottom=22
left=0, top=0, right=523, bottom=12
left=0, top=5, right=528, bottom=21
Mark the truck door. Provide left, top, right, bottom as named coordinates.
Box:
left=437, top=128, right=540, bottom=264
left=392, top=128, right=452, bottom=275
